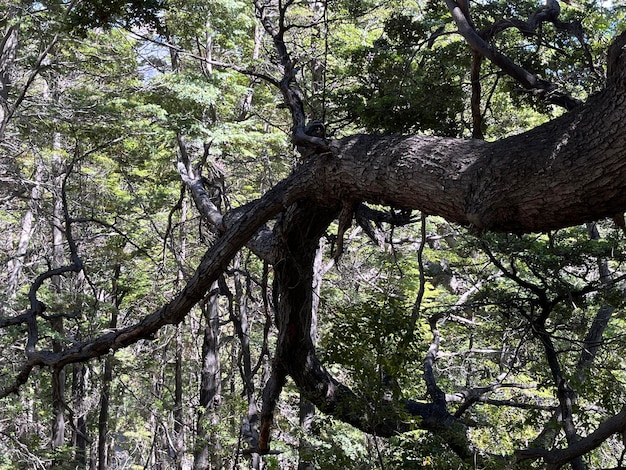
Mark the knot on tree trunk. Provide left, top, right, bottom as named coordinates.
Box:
left=607, top=30, right=626, bottom=89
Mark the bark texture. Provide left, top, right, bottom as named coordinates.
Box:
left=308, top=87, right=626, bottom=233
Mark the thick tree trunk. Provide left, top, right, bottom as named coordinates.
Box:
left=259, top=200, right=477, bottom=462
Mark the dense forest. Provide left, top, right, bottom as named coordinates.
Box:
left=2, top=0, right=626, bottom=468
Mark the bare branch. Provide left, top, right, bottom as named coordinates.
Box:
left=254, top=0, right=333, bottom=156
left=516, top=405, right=626, bottom=469
left=443, top=0, right=582, bottom=110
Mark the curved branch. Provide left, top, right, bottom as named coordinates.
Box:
left=255, top=0, right=332, bottom=156
left=14, top=168, right=316, bottom=370
left=444, top=0, right=582, bottom=110
left=516, top=405, right=626, bottom=469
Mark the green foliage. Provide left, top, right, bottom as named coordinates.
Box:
left=333, top=11, right=468, bottom=136
left=2, top=0, right=626, bottom=468
left=66, top=0, right=166, bottom=35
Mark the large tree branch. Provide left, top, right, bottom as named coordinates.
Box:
left=3, top=31, right=626, bottom=381
left=308, top=55, right=626, bottom=232
left=3, top=29, right=626, bottom=385
left=2, top=30, right=626, bottom=470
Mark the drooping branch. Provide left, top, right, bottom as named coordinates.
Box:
left=444, top=0, right=583, bottom=110
left=516, top=405, right=626, bottom=469
left=0, top=167, right=317, bottom=399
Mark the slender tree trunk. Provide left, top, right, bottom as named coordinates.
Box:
left=72, top=361, right=88, bottom=466
left=578, top=223, right=614, bottom=373
left=97, top=359, right=112, bottom=470
left=194, top=285, right=222, bottom=470
left=50, top=366, right=66, bottom=449
left=0, top=17, right=18, bottom=140
left=231, top=255, right=262, bottom=469
left=297, top=399, right=315, bottom=470
left=150, top=352, right=168, bottom=470
left=50, top=134, right=66, bottom=463
left=174, top=328, right=185, bottom=469
left=98, top=265, right=121, bottom=470
left=7, top=162, right=43, bottom=297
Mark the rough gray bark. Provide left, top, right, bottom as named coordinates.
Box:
left=194, top=286, right=222, bottom=470
left=312, top=80, right=626, bottom=233
left=7, top=162, right=43, bottom=297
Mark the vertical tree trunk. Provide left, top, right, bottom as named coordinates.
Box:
left=72, top=362, right=88, bottom=466
left=0, top=17, right=19, bottom=140
left=298, top=240, right=325, bottom=470
left=297, top=399, right=315, bottom=470
left=50, top=366, right=66, bottom=449
left=172, top=196, right=188, bottom=468
left=194, top=285, right=222, bottom=470
left=174, top=328, right=185, bottom=469
left=97, top=265, right=121, bottom=470
left=231, top=256, right=262, bottom=469
left=259, top=202, right=338, bottom=453
left=97, top=359, right=112, bottom=470
left=50, top=134, right=66, bottom=463
left=7, top=162, right=43, bottom=297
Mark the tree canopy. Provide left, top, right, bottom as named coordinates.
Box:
left=2, top=0, right=626, bottom=468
